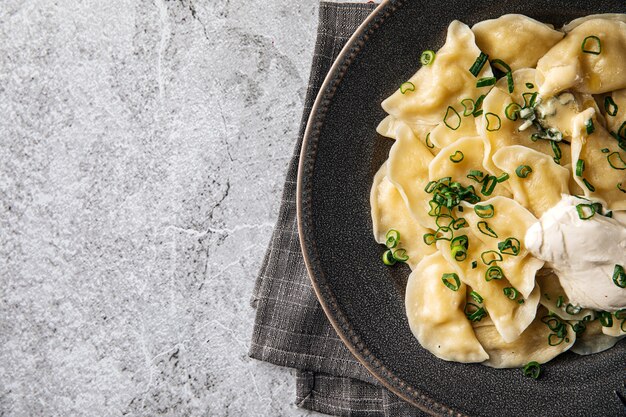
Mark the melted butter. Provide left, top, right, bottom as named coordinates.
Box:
left=535, top=92, right=581, bottom=138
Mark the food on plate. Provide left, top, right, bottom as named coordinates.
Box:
left=371, top=14, right=626, bottom=371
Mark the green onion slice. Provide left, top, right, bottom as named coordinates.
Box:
left=585, top=118, right=595, bottom=135
left=490, top=59, right=511, bottom=75
left=548, top=333, right=565, bottom=346
left=613, top=264, right=626, bottom=288
left=506, top=71, right=514, bottom=94
left=452, top=217, right=468, bottom=230
left=382, top=250, right=396, bottom=265
left=469, top=52, right=489, bottom=77
left=420, top=50, right=436, bottom=66
left=576, top=203, right=596, bottom=220
left=385, top=229, right=400, bottom=248
left=575, top=159, right=585, bottom=177
left=442, top=273, right=461, bottom=291
left=400, top=82, right=415, bottom=94
left=481, top=250, right=503, bottom=265
left=505, top=103, right=521, bottom=121
left=525, top=82, right=534, bottom=89
left=503, top=287, right=519, bottom=300
left=392, top=248, right=409, bottom=262
left=464, top=303, right=487, bottom=322
left=556, top=295, right=564, bottom=308
left=485, top=112, right=501, bottom=131
left=452, top=245, right=467, bottom=261
left=498, top=237, right=521, bottom=256
left=522, top=362, right=541, bottom=379
left=522, top=92, right=538, bottom=108
left=477, top=221, right=498, bottom=238
left=474, top=204, right=495, bottom=218
left=496, top=173, right=509, bottom=183
left=619, top=121, right=626, bottom=139
left=470, top=291, right=483, bottom=303
left=551, top=140, right=562, bottom=160
left=600, top=311, right=613, bottom=327
left=582, top=178, right=595, bottom=192
left=618, top=183, right=626, bottom=193
left=485, top=265, right=504, bottom=281
left=515, top=165, right=532, bottom=178
left=450, top=150, right=464, bottom=163
left=581, top=35, right=602, bottom=55
left=423, top=233, right=436, bottom=245
left=481, top=175, right=498, bottom=196
left=604, top=96, right=618, bottom=116
left=425, top=132, right=435, bottom=148
left=471, top=261, right=477, bottom=269
left=467, top=170, right=484, bottom=182
left=472, top=94, right=486, bottom=117
left=601, top=148, right=610, bottom=153
left=435, top=226, right=453, bottom=241
left=476, top=76, right=497, bottom=88
left=461, top=98, right=475, bottom=116
left=444, top=106, right=461, bottom=130
left=607, top=152, right=626, bottom=170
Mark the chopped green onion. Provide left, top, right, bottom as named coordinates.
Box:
left=556, top=295, right=564, bottom=308
left=604, top=96, right=618, bottom=116
left=444, top=106, right=461, bottom=130
left=581, top=35, right=602, bottom=55
left=461, top=98, right=475, bottom=116
left=548, top=333, right=565, bottom=346
left=470, top=291, right=483, bottom=303
left=522, top=92, right=538, bottom=108
left=582, top=178, right=595, bottom=192
left=515, top=165, right=532, bottom=178
left=442, top=273, right=461, bottom=291
left=464, top=303, right=487, bottom=322
left=576, top=203, right=595, bottom=220
left=522, top=362, right=541, bottom=379
left=572, top=321, right=586, bottom=335
left=471, top=261, right=477, bottom=269
left=452, top=245, right=467, bottom=261
left=467, top=170, right=484, bottom=182
left=435, top=226, right=453, bottom=241
left=476, top=76, right=497, bottom=88
left=485, top=113, right=501, bottom=131
left=565, top=304, right=582, bottom=315
left=425, top=181, right=437, bottom=193
left=420, top=50, right=436, bottom=66
left=496, top=173, right=509, bottom=183
left=392, top=248, right=409, bottom=262
left=477, top=221, right=498, bottom=238
left=619, top=121, right=626, bottom=139
left=382, top=250, right=396, bottom=265
left=607, top=152, right=626, bottom=170
left=503, top=287, right=519, bottom=300
left=423, top=233, right=436, bottom=245
left=575, top=159, right=585, bottom=177
left=474, top=204, right=494, bottom=218
left=618, top=183, right=626, bottom=193
left=506, top=71, right=514, bottom=94
left=452, top=217, right=468, bottom=230
left=481, top=175, right=498, bottom=196
left=425, top=132, right=435, bottom=148
left=585, top=118, right=595, bottom=135
left=469, top=52, right=489, bottom=77
left=400, top=82, right=415, bottom=94
left=599, top=311, right=613, bottom=327
left=450, top=150, right=464, bottom=163
left=601, top=148, right=610, bottom=153
left=481, top=250, right=503, bottom=265
left=485, top=265, right=504, bottom=281
left=505, top=103, right=522, bottom=121
left=490, top=59, right=511, bottom=76
left=385, top=229, right=400, bottom=248
left=498, top=237, right=521, bottom=256
left=613, top=264, right=626, bottom=288
left=472, top=94, right=486, bottom=117
left=551, top=140, right=562, bottom=160
left=525, top=82, right=534, bottom=89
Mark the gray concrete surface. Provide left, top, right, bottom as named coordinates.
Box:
left=0, top=0, right=326, bottom=415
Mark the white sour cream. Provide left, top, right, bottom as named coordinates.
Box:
left=525, top=195, right=626, bottom=312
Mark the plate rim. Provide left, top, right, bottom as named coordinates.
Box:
left=296, top=0, right=462, bottom=414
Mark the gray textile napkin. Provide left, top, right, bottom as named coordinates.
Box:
left=249, top=3, right=427, bottom=416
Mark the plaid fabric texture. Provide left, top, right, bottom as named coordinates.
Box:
left=249, top=3, right=427, bottom=416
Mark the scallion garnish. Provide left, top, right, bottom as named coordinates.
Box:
left=452, top=217, right=468, bottom=230
left=505, top=103, right=521, bottom=121
left=576, top=203, right=596, bottom=220
left=585, top=118, right=595, bottom=135
left=450, top=150, right=464, bottom=163
left=572, top=321, right=586, bottom=335
left=481, top=250, right=502, bottom=265
left=582, top=178, right=595, bottom=192
left=498, top=237, right=521, bottom=256
left=392, top=248, right=409, bottom=262
left=601, top=148, right=610, bottom=153
left=485, top=265, right=504, bottom=281
left=607, top=152, right=626, bottom=170
left=425, top=132, right=435, bottom=149
left=477, top=221, right=498, bottom=238
left=506, top=71, right=514, bottom=94
left=522, top=361, right=541, bottom=379
left=471, top=261, right=477, bottom=269
left=420, top=50, right=436, bottom=66
left=604, top=96, right=618, bottom=116
left=473, top=94, right=486, bottom=117
left=461, top=98, right=475, bottom=116
left=474, top=204, right=494, bottom=218
left=485, top=113, right=501, bottom=131
left=503, top=287, right=519, bottom=300
left=542, top=315, right=568, bottom=346
left=435, top=226, right=453, bottom=241
left=382, top=250, right=396, bottom=265
left=613, top=264, right=626, bottom=288
left=565, top=304, right=582, bottom=315
left=490, top=59, right=511, bottom=76
left=548, top=333, right=565, bottom=346
left=575, top=159, right=585, bottom=177
left=470, top=290, right=483, bottom=303
left=469, top=52, right=489, bottom=77
left=525, top=82, right=534, bottom=89
left=464, top=303, right=487, bottom=322
left=515, top=165, right=532, bottom=178
left=385, top=229, right=400, bottom=248
left=400, top=82, right=415, bottom=94
left=481, top=176, right=498, bottom=196
left=476, top=76, right=497, bottom=88
left=467, top=170, right=484, bottom=182
left=442, top=273, right=461, bottom=291
left=423, top=233, right=436, bottom=245
left=599, top=311, right=613, bottom=327
left=618, top=183, right=626, bottom=193
left=619, top=121, right=626, bottom=139
left=581, top=35, right=602, bottom=55
left=450, top=235, right=469, bottom=262
left=496, top=173, right=509, bottom=183
left=551, top=140, right=562, bottom=162
left=522, top=92, right=538, bottom=108
left=444, top=106, right=461, bottom=130
left=556, top=295, right=564, bottom=308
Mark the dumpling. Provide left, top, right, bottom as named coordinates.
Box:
left=428, top=109, right=479, bottom=149
left=492, top=145, right=571, bottom=217
left=571, top=320, right=624, bottom=355
left=376, top=115, right=437, bottom=154
left=382, top=21, right=493, bottom=125
left=386, top=122, right=437, bottom=229
left=472, top=14, right=563, bottom=71
left=599, top=88, right=626, bottom=134
left=563, top=13, right=626, bottom=33
left=405, top=252, right=489, bottom=362
left=537, top=19, right=626, bottom=96
left=370, top=164, right=436, bottom=269
left=537, top=273, right=594, bottom=321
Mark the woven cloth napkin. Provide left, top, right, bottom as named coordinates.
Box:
left=249, top=2, right=427, bottom=415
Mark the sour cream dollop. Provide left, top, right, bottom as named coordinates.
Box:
left=525, top=195, right=626, bottom=312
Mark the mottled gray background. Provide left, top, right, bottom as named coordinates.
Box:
left=0, top=0, right=325, bottom=415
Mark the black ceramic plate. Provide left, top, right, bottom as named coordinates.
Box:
left=297, top=1, right=626, bottom=416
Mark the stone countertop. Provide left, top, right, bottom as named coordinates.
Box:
left=1, top=0, right=325, bottom=415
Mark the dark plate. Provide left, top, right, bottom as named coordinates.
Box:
left=297, top=1, right=626, bottom=416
